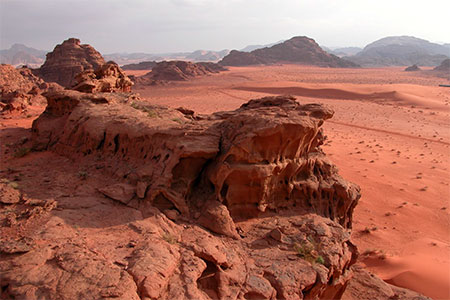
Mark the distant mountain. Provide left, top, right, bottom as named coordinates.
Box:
left=345, top=36, right=450, bottom=67
left=185, top=49, right=230, bottom=62
left=122, top=61, right=158, bottom=71
left=104, top=53, right=165, bottom=66
left=105, top=49, right=229, bottom=66
left=327, top=47, right=362, bottom=57
left=239, top=40, right=285, bottom=52
left=219, top=36, right=359, bottom=68
left=0, top=44, right=47, bottom=67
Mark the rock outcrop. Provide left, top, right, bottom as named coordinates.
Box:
left=31, top=92, right=360, bottom=229
left=72, top=61, right=133, bottom=93
left=342, top=265, right=431, bottom=300
left=219, top=36, right=359, bottom=68
left=37, top=38, right=105, bottom=88
left=0, top=64, right=49, bottom=112
left=133, top=60, right=226, bottom=85
left=404, top=64, right=421, bottom=71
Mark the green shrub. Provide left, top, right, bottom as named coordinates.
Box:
left=162, top=232, right=178, bottom=244
left=13, top=147, right=30, bottom=158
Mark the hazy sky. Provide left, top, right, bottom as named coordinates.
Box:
left=1, top=0, right=449, bottom=54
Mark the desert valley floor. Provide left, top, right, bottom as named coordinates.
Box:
left=1, top=65, right=449, bottom=299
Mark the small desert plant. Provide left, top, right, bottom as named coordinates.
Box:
left=13, top=147, right=30, bottom=158
left=130, top=102, right=139, bottom=109
left=293, top=236, right=325, bottom=265
left=315, top=255, right=325, bottom=265
left=77, top=171, right=88, bottom=180
left=130, top=102, right=158, bottom=118
left=8, top=182, right=19, bottom=189
left=162, top=232, right=178, bottom=244
left=147, top=110, right=158, bottom=118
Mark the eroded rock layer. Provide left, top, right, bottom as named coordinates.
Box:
left=32, top=92, right=360, bottom=229
left=38, top=38, right=105, bottom=88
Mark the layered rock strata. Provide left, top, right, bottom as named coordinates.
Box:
left=38, top=38, right=105, bottom=88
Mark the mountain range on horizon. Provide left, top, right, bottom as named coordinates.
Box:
left=1, top=35, right=449, bottom=68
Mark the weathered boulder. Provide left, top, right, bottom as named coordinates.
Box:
left=0, top=182, right=21, bottom=204
left=72, top=61, right=133, bottom=93
left=38, top=38, right=105, bottom=88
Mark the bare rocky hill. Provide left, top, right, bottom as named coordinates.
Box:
left=220, top=36, right=359, bottom=68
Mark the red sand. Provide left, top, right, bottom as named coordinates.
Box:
left=128, top=65, right=450, bottom=299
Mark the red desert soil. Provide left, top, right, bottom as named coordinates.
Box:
left=1, top=64, right=448, bottom=299
left=126, top=65, right=450, bottom=299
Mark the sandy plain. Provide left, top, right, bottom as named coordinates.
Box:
left=129, top=65, right=450, bottom=299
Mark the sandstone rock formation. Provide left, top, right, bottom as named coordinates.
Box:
left=133, top=60, right=226, bottom=85
left=32, top=92, right=360, bottom=228
left=404, top=64, right=421, bottom=72
left=37, top=38, right=105, bottom=88
left=72, top=61, right=133, bottom=93
left=220, top=36, right=359, bottom=68
left=0, top=64, right=48, bottom=112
